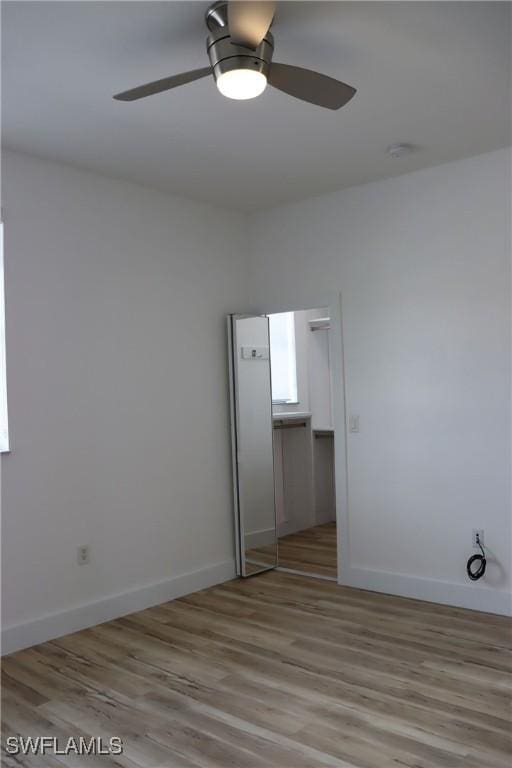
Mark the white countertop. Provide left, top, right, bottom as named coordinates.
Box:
left=272, top=411, right=311, bottom=421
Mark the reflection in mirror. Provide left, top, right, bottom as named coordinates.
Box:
left=228, top=315, right=277, bottom=576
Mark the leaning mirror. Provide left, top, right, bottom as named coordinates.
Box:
left=228, top=314, right=278, bottom=576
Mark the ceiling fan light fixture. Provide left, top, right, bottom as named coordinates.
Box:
left=113, top=2, right=357, bottom=111
left=216, top=68, right=267, bottom=100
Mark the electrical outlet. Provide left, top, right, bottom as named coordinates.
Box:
left=77, top=545, right=91, bottom=565
left=472, top=529, right=484, bottom=549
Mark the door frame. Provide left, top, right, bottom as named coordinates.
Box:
left=254, top=292, right=349, bottom=587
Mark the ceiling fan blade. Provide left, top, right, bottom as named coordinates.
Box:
left=268, top=63, right=356, bottom=110
left=113, top=67, right=212, bottom=101
left=228, top=1, right=276, bottom=49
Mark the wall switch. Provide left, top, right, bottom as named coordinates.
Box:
left=77, top=545, right=91, bottom=565
left=241, top=346, right=269, bottom=360
left=472, top=529, right=484, bottom=549
left=349, top=415, right=360, bottom=433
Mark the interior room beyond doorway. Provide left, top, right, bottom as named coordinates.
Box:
left=269, top=308, right=337, bottom=580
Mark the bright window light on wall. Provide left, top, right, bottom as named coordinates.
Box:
left=268, top=312, right=298, bottom=404
left=0, top=221, right=9, bottom=452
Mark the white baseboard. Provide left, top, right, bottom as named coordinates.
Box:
left=4, top=559, right=508, bottom=656
left=343, top=565, right=511, bottom=616
left=1, top=560, right=236, bottom=656
left=277, top=521, right=309, bottom=538
left=245, top=527, right=276, bottom=549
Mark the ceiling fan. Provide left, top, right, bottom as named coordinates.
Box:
left=113, top=1, right=356, bottom=110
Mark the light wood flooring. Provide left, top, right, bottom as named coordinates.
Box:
left=2, top=571, right=511, bottom=768
left=278, top=521, right=337, bottom=578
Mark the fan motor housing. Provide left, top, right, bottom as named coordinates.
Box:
left=206, top=29, right=274, bottom=84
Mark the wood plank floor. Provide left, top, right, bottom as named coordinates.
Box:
left=2, top=571, right=511, bottom=768
left=278, top=522, right=337, bottom=578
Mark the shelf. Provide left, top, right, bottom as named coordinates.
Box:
left=313, top=428, right=334, bottom=438
left=272, top=411, right=311, bottom=421
left=308, top=317, right=330, bottom=331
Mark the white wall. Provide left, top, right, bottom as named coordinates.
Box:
left=248, top=148, right=512, bottom=614
left=306, top=309, right=333, bottom=431
left=2, top=146, right=510, bottom=654
left=1, top=150, right=248, bottom=651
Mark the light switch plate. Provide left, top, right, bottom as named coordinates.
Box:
left=241, top=346, right=269, bottom=360
left=349, top=415, right=360, bottom=433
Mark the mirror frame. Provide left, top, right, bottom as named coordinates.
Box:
left=227, top=314, right=278, bottom=577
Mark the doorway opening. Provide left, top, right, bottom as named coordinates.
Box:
left=269, top=308, right=337, bottom=580
left=228, top=298, right=346, bottom=584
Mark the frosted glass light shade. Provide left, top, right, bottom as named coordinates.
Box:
left=216, top=69, right=267, bottom=100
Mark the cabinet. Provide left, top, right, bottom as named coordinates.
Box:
left=273, top=413, right=335, bottom=538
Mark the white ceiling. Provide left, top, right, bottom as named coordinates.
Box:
left=2, top=1, right=510, bottom=211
